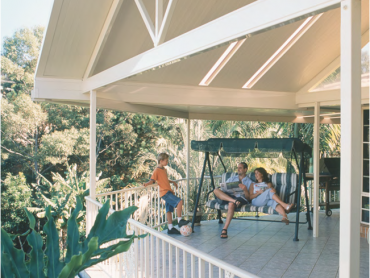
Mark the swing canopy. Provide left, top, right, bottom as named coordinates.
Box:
left=191, top=138, right=312, bottom=158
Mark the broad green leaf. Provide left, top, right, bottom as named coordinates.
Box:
left=1, top=253, right=14, bottom=278
left=24, top=208, right=36, bottom=229
left=43, top=206, right=63, bottom=278
left=26, top=230, right=46, bottom=278
left=1, top=228, right=30, bottom=277
left=58, top=237, right=98, bottom=278
left=83, top=237, right=135, bottom=270
left=83, top=200, right=110, bottom=250
left=9, top=229, right=31, bottom=241
left=65, top=197, right=82, bottom=263
left=99, top=206, right=138, bottom=245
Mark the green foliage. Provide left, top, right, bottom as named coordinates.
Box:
left=1, top=27, right=44, bottom=99
left=1, top=173, right=32, bottom=235
left=1, top=197, right=144, bottom=277
left=1, top=94, right=90, bottom=183
left=29, top=164, right=110, bottom=232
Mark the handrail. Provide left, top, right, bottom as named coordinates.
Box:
left=85, top=196, right=258, bottom=278
left=96, top=175, right=222, bottom=197
left=128, top=218, right=259, bottom=278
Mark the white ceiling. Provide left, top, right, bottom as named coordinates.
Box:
left=34, top=0, right=369, bottom=122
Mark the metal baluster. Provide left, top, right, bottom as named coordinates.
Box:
left=150, top=234, right=154, bottom=277
left=176, top=247, right=180, bottom=278
left=115, top=193, right=118, bottom=210
left=134, top=226, right=139, bottom=278
left=169, top=244, right=173, bottom=278
left=162, top=240, right=166, bottom=278
left=158, top=187, right=161, bottom=228
left=183, top=250, right=188, bottom=278
left=191, top=254, right=195, bottom=278
left=140, top=229, right=144, bottom=278
left=199, top=258, right=205, bottom=278
left=209, top=263, right=214, bottom=277
left=156, top=237, right=160, bottom=278
left=219, top=268, right=223, bottom=278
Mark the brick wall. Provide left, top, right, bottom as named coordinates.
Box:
left=360, top=224, right=369, bottom=242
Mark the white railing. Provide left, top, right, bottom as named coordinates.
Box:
left=85, top=196, right=258, bottom=278
left=92, top=176, right=222, bottom=230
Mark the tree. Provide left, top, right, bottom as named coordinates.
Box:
left=1, top=27, right=44, bottom=99
left=1, top=173, right=32, bottom=235
left=1, top=95, right=89, bottom=183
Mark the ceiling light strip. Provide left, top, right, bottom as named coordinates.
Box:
left=242, top=14, right=322, bottom=89
left=199, top=39, right=246, bottom=86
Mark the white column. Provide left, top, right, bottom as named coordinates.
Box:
left=90, top=90, right=97, bottom=199
left=340, top=1, right=362, bottom=277
left=313, top=102, right=320, bottom=237
left=186, top=119, right=191, bottom=214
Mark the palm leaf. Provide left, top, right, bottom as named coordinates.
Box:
left=1, top=228, right=30, bottom=278
left=65, top=197, right=83, bottom=263
left=43, top=206, right=63, bottom=278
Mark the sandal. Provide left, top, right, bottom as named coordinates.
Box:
left=220, top=229, right=228, bottom=239
left=285, top=204, right=295, bottom=214
left=233, top=200, right=241, bottom=209
left=281, top=217, right=289, bottom=225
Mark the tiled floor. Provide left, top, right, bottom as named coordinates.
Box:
left=86, top=210, right=369, bottom=278
left=168, top=210, right=369, bottom=278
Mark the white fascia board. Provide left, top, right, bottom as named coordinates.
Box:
left=189, top=112, right=340, bottom=124
left=97, top=82, right=298, bottom=110
left=32, top=78, right=88, bottom=101
left=296, top=87, right=369, bottom=106
left=35, top=0, right=63, bottom=78
left=84, top=0, right=340, bottom=91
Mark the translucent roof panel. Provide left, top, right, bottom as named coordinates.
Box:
left=311, top=42, right=369, bottom=92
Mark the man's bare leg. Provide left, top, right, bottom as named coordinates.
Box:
left=214, top=188, right=236, bottom=202
left=223, top=202, right=236, bottom=230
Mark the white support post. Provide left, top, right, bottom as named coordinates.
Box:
left=339, top=1, right=362, bottom=277
left=313, top=102, right=320, bottom=238
left=186, top=119, right=191, bottom=215
left=90, top=90, right=97, bottom=200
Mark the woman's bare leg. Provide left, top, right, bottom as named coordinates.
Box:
left=271, top=194, right=290, bottom=210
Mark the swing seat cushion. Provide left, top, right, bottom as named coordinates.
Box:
left=206, top=172, right=298, bottom=215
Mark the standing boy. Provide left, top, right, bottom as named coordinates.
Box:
left=144, top=153, right=189, bottom=234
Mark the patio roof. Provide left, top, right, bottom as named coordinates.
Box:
left=33, top=0, right=369, bottom=123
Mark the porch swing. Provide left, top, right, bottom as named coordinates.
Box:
left=190, top=138, right=313, bottom=241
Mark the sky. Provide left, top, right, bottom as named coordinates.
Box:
left=1, top=0, right=53, bottom=42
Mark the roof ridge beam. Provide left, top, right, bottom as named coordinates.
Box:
left=84, top=0, right=341, bottom=92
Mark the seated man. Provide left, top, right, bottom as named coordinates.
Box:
left=213, top=162, right=252, bottom=238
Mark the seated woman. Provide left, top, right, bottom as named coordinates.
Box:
left=249, top=167, right=294, bottom=224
